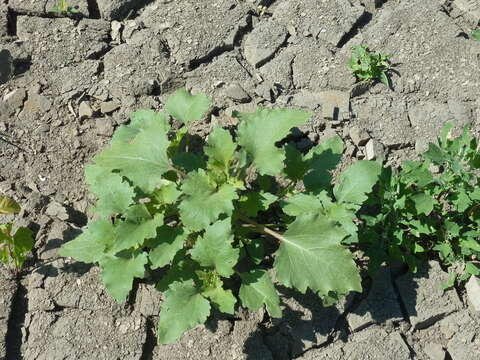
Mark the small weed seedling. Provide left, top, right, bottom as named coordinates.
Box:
left=60, top=88, right=382, bottom=344
left=0, top=196, right=34, bottom=276
left=348, top=45, right=392, bottom=88
left=51, top=0, right=79, bottom=14
left=472, top=30, right=480, bottom=40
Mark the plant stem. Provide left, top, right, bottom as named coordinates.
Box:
left=238, top=215, right=285, bottom=244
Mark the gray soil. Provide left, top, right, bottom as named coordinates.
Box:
left=0, top=0, right=480, bottom=359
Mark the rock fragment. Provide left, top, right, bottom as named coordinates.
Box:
left=365, top=139, right=385, bottom=160
left=319, top=91, right=350, bottom=121
left=224, top=83, right=251, bottom=103
left=244, top=20, right=288, bottom=68
left=424, top=343, right=446, bottom=360
left=466, top=276, right=480, bottom=311
left=78, top=101, right=94, bottom=120
left=349, top=126, right=370, bottom=146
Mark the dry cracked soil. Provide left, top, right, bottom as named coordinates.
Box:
left=1, top=0, right=480, bottom=359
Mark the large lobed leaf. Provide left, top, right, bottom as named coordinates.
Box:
left=157, top=280, right=211, bottom=344
left=179, top=170, right=238, bottom=231
left=239, top=269, right=282, bottom=318
left=190, top=219, right=239, bottom=277
left=165, top=88, right=211, bottom=125
left=334, top=160, right=381, bottom=205
left=274, top=214, right=362, bottom=297
left=94, top=115, right=171, bottom=193
left=236, top=108, right=311, bottom=176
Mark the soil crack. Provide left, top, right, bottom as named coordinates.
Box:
left=5, top=280, right=28, bottom=360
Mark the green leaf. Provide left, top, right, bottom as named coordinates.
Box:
left=0, top=196, right=20, bottom=214
left=190, top=219, right=239, bottom=277
left=236, top=108, right=311, bottom=176
left=148, top=226, right=187, bottom=269
left=202, top=282, right=236, bottom=314
left=274, top=214, right=361, bottom=297
left=239, top=269, right=282, bottom=318
left=99, top=251, right=148, bottom=302
left=179, top=170, right=238, bottom=231
left=410, top=193, right=434, bottom=215
left=171, top=152, right=206, bottom=173
left=165, top=88, right=211, bottom=125
left=94, top=117, right=171, bottom=193
left=304, top=136, right=344, bottom=193
left=112, top=110, right=169, bottom=144
left=205, top=126, right=236, bottom=170
left=282, top=193, right=323, bottom=217
left=472, top=29, right=480, bottom=40
left=156, top=253, right=198, bottom=292
left=157, top=280, right=211, bottom=344
left=152, top=180, right=181, bottom=205
left=11, top=227, right=34, bottom=269
left=58, top=219, right=115, bottom=263
left=284, top=144, right=309, bottom=181
left=113, top=205, right=164, bottom=252
left=238, top=192, right=278, bottom=217
left=334, top=161, right=381, bottom=205
left=85, top=165, right=135, bottom=217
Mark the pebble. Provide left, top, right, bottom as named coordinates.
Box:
left=79, top=101, right=94, bottom=120
left=349, top=126, right=370, bottom=146
left=224, top=83, right=251, bottom=103
left=365, top=139, right=385, bottom=160
left=465, top=276, right=480, bottom=311
left=100, top=101, right=120, bottom=114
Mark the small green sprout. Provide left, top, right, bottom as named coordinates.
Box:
left=0, top=196, right=34, bottom=276
left=257, top=5, right=268, bottom=17
left=51, top=0, right=79, bottom=14
left=472, top=30, right=480, bottom=40
left=348, top=45, right=392, bottom=88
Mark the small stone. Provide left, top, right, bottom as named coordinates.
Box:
left=424, top=343, right=445, bottom=360
left=415, top=138, right=429, bottom=154
left=95, top=118, right=115, bottom=137
left=349, top=126, right=370, bottom=146
left=244, top=20, right=288, bottom=68
left=111, top=21, right=123, bottom=43
left=365, top=139, right=385, bottom=160
left=318, top=90, right=350, bottom=121
left=224, top=83, right=251, bottom=103
left=78, top=101, right=94, bottom=120
left=45, top=201, right=69, bottom=221
left=465, top=276, right=480, bottom=311
left=100, top=101, right=120, bottom=114
left=3, top=88, right=26, bottom=109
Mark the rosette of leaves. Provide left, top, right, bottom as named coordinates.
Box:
left=360, top=123, right=480, bottom=286
left=59, top=88, right=381, bottom=343
left=347, top=45, right=392, bottom=88
left=0, top=196, right=34, bottom=275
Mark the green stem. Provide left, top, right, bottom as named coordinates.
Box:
left=238, top=215, right=284, bottom=244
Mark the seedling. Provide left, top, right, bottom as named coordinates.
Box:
left=51, top=0, right=79, bottom=14
left=347, top=45, right=392, bottom=88
left=472, top=30, right=480, bottom=40
left=0, top=196, right=34, bottom=276
left=60, top=88, right=382, bottom=344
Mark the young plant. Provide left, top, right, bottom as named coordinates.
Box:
left=347, top=45, right=392, bottom=88
left=0, top=196, right=34, bottom=276
left=51, top=0, right=79, bottom=14
left=59, top=88, right=381, bottom=344
left=472, top=29, right=480, bottom=40
left=360, top=123, right=480, bottom=286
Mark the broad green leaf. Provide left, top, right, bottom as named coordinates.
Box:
left=0, top=196, right=20, bottom=214
left=410, top=193, right=434, bottom=215
left=179, top=170, right=238, bottom=231
left=156, top=253, right=198, bottom=292
left=85, top=165, right=135, bottom=217
left=112, top=110, right=169, bottom=144
left=152, top=180, right=181, bottom=205
left=238, top=192, right=278, bottom=217
left=99, top=251, right=148, bottom=302
left=11, top=227, right=34, bottom=269
left=282, top=193, right=323, bottom=216
left=334, top=161, right=381, bottom=205
left=190, top=219, right=239, bottom=277
left=239, top=269, right=282, bottom=318
left=165, top=88, right=211, bottom=125
left=157, top=280, right=211, bottom=344
left=205, top=126, right=236, bottom=170
left=304, top=136, right=344, bottom=193
left=202, top=282, right=236, bottom=314
left=473, top=30, right=480, bottom=40
left=236, top=108, right=311, bottom=175
left=148, top=226, right=187, bottom=269
left=58, top=220, right=115, bottom=263
left=113, top=205, right=164, bottom=252
left=284, top=144, right=309, bottom=181
left=171, top=152, right=206, bottom=173
left=274, top=214, right=361, bottom=297
left=94, top=119, right=171, bottom=193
